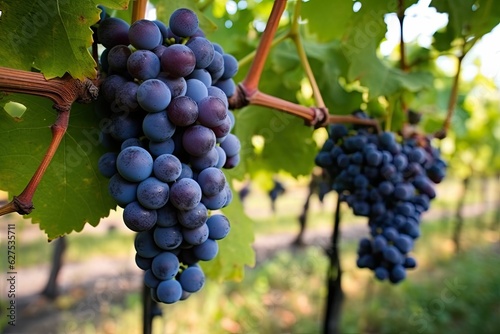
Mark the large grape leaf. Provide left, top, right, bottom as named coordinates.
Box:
left=301, top=0, right=354, bottom=42
left=202, top=175, right=255, bottom=281
left=0, top=94, right=115, bottom=240
left=432, top=0, right=500, bottom=50
left=234, top=106, right=317, bottom=179
left=0, top=0, right=129, bottom=80
left=344, top=40, right=433, bottom=98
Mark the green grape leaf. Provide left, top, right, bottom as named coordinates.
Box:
left=344, top=40, right=433, bottom=98
left=201, top=175, right=255, bottom=281
left=235, top=106, right=317, bottom=178
left=0, top=94, right=115, bottom=240
left=301, top=0, right=354, bottom=42
left=432, top=0, right=500, bottom=50
left=0, top=0, right=129, bottom=80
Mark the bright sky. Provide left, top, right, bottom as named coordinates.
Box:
left=381, top=0, right=500, bottom=86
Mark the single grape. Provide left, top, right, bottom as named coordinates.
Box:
left=137, top=79, right=172, bottom=113
left=156, top=279, right=182, bottom=304
left=135, top=254, right=152, bottom=270
left=166, top=95, right=199, bottom=126
left=169, top=8, right=199, bottom=37
left=108, top=173, right=138, bottom=207
left=98, top=152, right=118, bottom=178
left=214, top=78, right=235, bottom=97
left=223, top=153, right=240, bottom=169
left=207, top=51, right=224, bottom=82
left=220, top=54, right=238, bottom=80
left=143, top=111, right=176, bottom=142
left=123, top=201, right=157, bottom=232
left=152, top=251, right=180, bottom=280
left=160, top=44, right=196, bottom=78
left=116, top=146, right=153, bottom=182
left=129, top=19, right=162, bottom=50
left=144, top=269, right=161, bottom=288
left=190, top=147, right=219, bottom=171
left=149, top=138, right=175, bottom=157
left=152, top=198, right=176, bottom=224
left=179, top=266, right=205, bottom=293
left=187, top=69, right=212, bottom=87
left=182, top=223, right=209, bottom=245
left=154, top=225, right=183, bottom=250
left=177, top=202, right=208, bottom=229
left=127, top=50, right=161, bottom=80
left=107, top=45, right=131, bottom=73
left=114, top=81, right=140, bottom=114
left=169, top=178, right=202, bottom=210
left=100, top=74, right=128, bottom=103
left=201, top=191, right=227, bottom=210
left=185, top=78, right=208, bottom=103
left=374, top=267, right=389, bottom=280
left=220, top=134, right=241, bottom=157
left=182, top=125, right=216, bottom=157
left=197, top=96, right=227, bottom=127
left=186, top=37, right=215, bottom=69
left=137, top=177, right=170, bottom=209
left=157, top=74, right=187, bottom=98
left=389, top=265, right=406, bottom=283
left=214, top=146, right=227, bottom=169
left=206, top=214, right=230, bottom=240
left=154, top=154, right=182, bottom=183
left=197, top=167, right=226, bottom=196
left=135, top=229, right=162, bottom=258
left=192, top=239, right=219, bottom=261
left=98, top=17, right=130, bottom=49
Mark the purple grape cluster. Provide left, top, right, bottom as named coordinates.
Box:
left=96, top=8, right=240, bottom=303
left=316, top=112, right=446, bottom=283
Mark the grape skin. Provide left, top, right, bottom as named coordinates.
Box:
left=169, top=8, right=199, bottom=37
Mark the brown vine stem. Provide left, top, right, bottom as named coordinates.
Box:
left=132, top=0, right=148, bottom=22
left=0, top=111, right=70, bottom=216
left=0, top=66, right=98, bottom=216
left=241, top=0, right=287, bottom=95
left=0, top=67, right=98, bottom=109
left=435, top=52, right=465, bottom=139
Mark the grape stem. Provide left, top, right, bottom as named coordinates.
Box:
left=289, top=0, right=325, bottom=109
left=0, top=67, right=98, bottom=216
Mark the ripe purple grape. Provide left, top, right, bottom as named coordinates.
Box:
left=169, top=8, right=199, bottom=37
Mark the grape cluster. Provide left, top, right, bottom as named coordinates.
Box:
left=315, top=112, right=446, bottom=283
left=96, top=8, right=240, bottom=303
